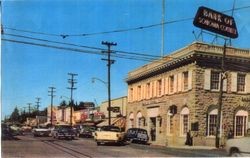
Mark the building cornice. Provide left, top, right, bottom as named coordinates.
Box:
left=126, top=42, right=250, bottom=84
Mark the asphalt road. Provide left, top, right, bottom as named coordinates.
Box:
left=1, top=133, right=227, bottom=157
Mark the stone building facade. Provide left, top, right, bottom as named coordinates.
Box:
left=126, top=42, right=250, bottom=147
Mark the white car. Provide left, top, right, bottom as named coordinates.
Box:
left=225, top=136, right=250, bottom=157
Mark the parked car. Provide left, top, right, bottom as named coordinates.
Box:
left=225, top=132, right=250, bottom=157
left=124, top=128, right=149, bottom=144
left=21, top=126, right=32, bottom=133
left=79, top=125, right=96, bottom=138
left=32, top=126, right=51, bottom=137
left=9, top=124, right=23, bottom=136
left=94, top=125, right=125, bottom=145
left=51, top=124, right=76, bottom=140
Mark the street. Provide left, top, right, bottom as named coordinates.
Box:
left=2, top=133, right=227, bottom=158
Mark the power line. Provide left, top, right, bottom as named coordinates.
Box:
left=3, top=33, right=161, bottom=59
left=1, top=38, right=159, bottom=62
left=3, top=5, right=250, bottom=39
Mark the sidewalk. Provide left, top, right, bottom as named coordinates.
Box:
left=148, top=144, right=228, bottom=157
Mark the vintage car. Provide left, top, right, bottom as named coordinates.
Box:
left=79, top=125, right=96, bottom=138
left=225, top=136, right=250, bottom=157
left=32, top=126, right=51, bottom=137
left=94, top=125, right=124, bottom=145
left=124, top=128, right=149, bottom=144
left=51, top=124, right=76, bottom=140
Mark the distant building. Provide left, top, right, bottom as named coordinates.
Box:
left=98, top=96, right=127, bottom=129
left=100, top=96, right=127, bottom=118
left=47, top=103, right=104, bottom=125
left=47, top=106, right=58, bottom=125
left=126, top=42, right=250, bottom=147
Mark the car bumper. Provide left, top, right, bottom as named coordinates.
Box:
left=34, top=132, right=50, bottom=136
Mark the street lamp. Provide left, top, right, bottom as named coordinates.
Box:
left=91, top=77, right=108, bottom=88
left=60, top=95, right=70, bottom=100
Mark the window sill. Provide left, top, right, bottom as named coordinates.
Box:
left=211, top=89, right=220, bottom=92
left=206, top=136, right=216, bottom=138
left=237, top=91, right=247, bottom=94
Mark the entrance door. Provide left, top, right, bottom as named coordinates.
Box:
left=149, top=117, right=156, bottom=141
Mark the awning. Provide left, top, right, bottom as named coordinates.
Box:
left=96, top=117, right=125, bottom=127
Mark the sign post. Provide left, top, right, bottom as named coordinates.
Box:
left=193, top=6, right=238, bottom=148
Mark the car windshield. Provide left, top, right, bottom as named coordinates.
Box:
left=101, top=126, right=120, bottom=132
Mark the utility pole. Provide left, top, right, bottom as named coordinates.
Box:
left=35, top=97, right=41, bottom=112
left=161, top=0, right=165, bottom=57
left=67, top=73, right=77, bottom=126
left=48, top=87, right=56, bottom=126
left=23, top=107, right=27, bottom=114
left=101, top=41, right=117, bottom=126
left=27, top=103, right=32, bottom=114
left=215, top=40, right=227, bottom=148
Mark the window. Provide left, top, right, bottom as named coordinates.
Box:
left=208, top=115, right=217, bottom=136
left=207, top=108, right=218, bottom=136
left=157, top=79, right=162, bottom=96
left=235, top=110, right=248, bottom=137
left=180, top=107, right=189, bottom=136
left=151, top=82, right=154, bottom=97
left=183, top=71, right=188, bottom=91
left=129, top=88, right=133, bottom=102
left=136, top=112, right=142, bottom=128
left=170, top=116, right=173, bottom=134
left=137, top=85, right=141, bottom=100
left=170, top=75, right=174, bottom=93
left=167, top=111, right=174, bottom=135
left=146, top=83, right=150, bottom=99
left=211, top=72, right=220, bottom=90
left=237, top=74, right=246, bottom=92
left=128, top=113, right=134, bottom=128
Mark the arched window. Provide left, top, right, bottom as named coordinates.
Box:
left=136, top=112, right=142, bottom=128
left=207, top=108, right=218, bottom=136
left=180, top=107, right=189, bottom=136
left=167, top=110, right=173, bottom=135
left=128, top=113, right=134, bottom=128
left=235, top=110, right=248, bottom=137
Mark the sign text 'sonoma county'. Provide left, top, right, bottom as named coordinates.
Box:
left=193, top=6, right=238, bottom=38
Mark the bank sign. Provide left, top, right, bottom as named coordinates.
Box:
left=193, top=6, right=238, bottom=38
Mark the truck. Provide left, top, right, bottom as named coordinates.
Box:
left=94, top=125, right=125, bottom=145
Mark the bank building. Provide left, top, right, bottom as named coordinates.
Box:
left=126, top=42, right=250, bottom=147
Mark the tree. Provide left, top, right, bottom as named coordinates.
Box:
left=60, top=100, right=68, bottom=107
left=10, top=107, right=20, bottom=123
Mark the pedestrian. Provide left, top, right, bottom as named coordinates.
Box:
left=185, top=130, right=192, bottom=146
left=150, top=127, right=156, bottom=141
left=227, top=129, right=234, bottom=139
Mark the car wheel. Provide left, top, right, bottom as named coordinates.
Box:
left=97, top=142, right=101, bottom=146
left=230, top=148, right=241, bottom=157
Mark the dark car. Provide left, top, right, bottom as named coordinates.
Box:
left=124, top=128, right=149, bottom=144
left=51, top=124, right=76, bottom=140
left=79, top=125, right=96, bottom=138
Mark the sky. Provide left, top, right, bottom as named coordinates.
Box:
left=1, top=0, right=250, bottom=119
